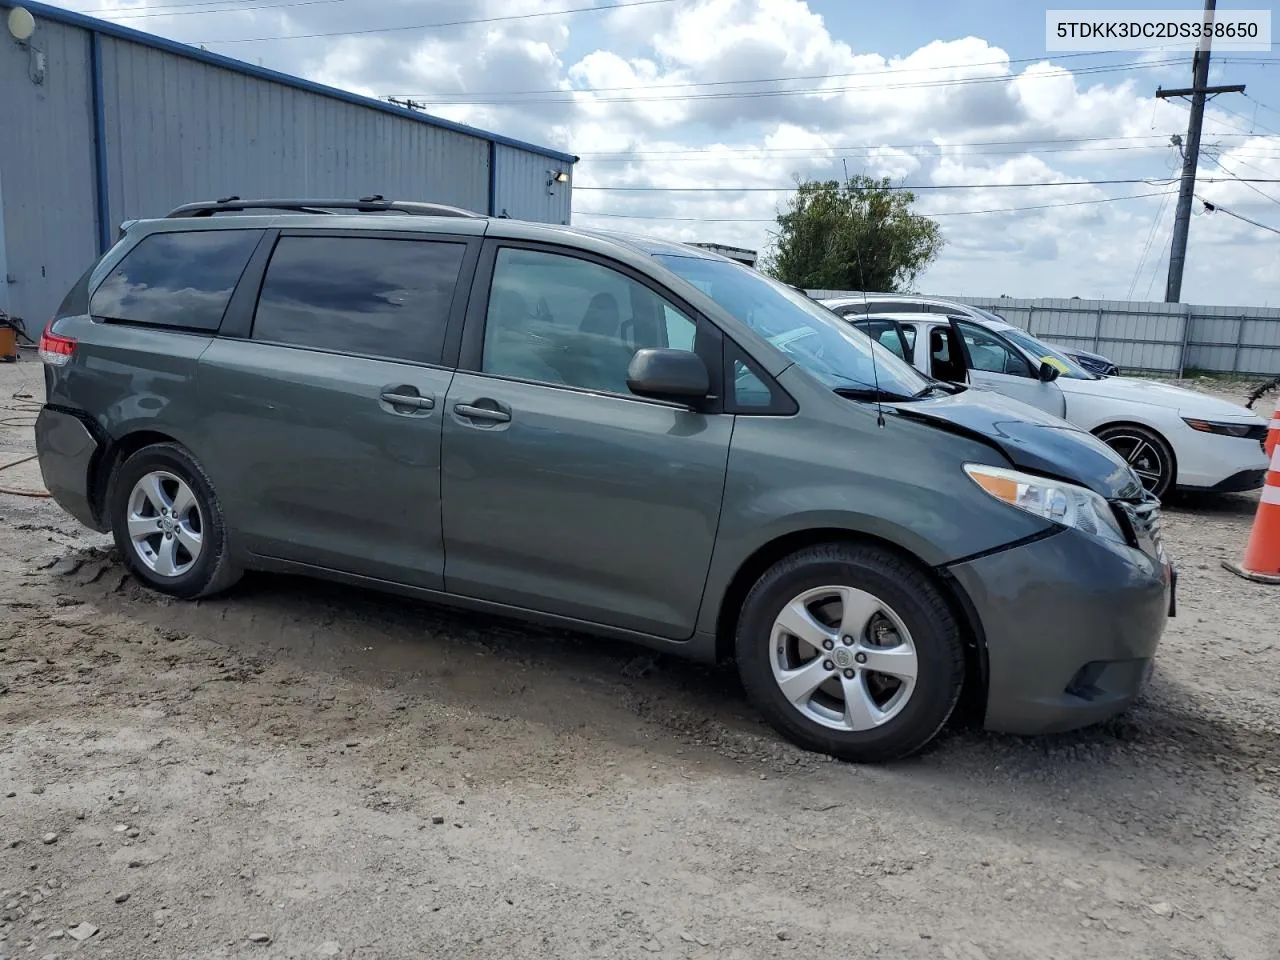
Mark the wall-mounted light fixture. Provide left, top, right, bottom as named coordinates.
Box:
left=7, top=7, right=45, bottom=85
left=7, top=6, right=35, bottom=42
left=546, top=169, right=569, bottom=195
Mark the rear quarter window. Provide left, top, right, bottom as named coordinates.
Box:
left=89, top=230, right=263, bottom=331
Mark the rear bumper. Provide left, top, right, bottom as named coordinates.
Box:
left=35, top=407, right=107, bottom=532
left=947, top=528, right=1170, bottom=735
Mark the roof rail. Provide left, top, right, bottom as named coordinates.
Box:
left=163, top=197, right=485, bottom=219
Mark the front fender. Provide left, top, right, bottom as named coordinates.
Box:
left=694, top=406, right=1054, bottom=637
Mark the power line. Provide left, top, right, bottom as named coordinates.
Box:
left=1215, top=102, right=1280, bottom=137
left=384, top=49, right=1176, bottom=100
left=197, top=0, right=677, bottom=43
left=572, top=133, right=1272, bottom=160
left=573, top=177, right=1280, bottom=193
left=578, top=142, right=1194, bottom=164
left=573, top=190, right=1175, bottom=222
left=1199, top=197, right=1280, bottom=234
left=577, top=134, right=1180, bottom=158
left=1128, top=190, right=1174, bottom=298
left=1217, top=153, right=1280, bottom=176
left=378, top=59, right=1181, bottom=105
left=1144, top=212, right=1174, bottom=300
left=1244, top=93, right=1280, bottom=119
left=1207, top=155, right=1280, bottom=205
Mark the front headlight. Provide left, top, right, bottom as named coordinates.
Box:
left=964, top=464, right=1127, bottom=546
left=1182, top=417, right=1263, bottom=439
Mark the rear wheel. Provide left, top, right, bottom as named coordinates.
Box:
left=107, top=443, right=241, bottom=599
left=1095, top=424, right=1175, bottom=500
left=735, top=543, right=966, bottom=762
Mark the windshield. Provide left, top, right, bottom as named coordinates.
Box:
left=1000, top=328, right=1097, bottom=380
left=971, top=306, right=1009, bottom=325
left=654, top=255, right=930, bottom=398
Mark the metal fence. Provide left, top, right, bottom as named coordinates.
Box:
left=805, top=291, right=1280, bottom=377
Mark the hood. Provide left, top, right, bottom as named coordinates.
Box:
left=1060, top=376, right=1266, bottom=421
left=891, top=389, right=1144, bottom=500
left=1049, top=342, right=1108, bottom=363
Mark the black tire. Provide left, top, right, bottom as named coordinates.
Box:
left=1094, top=424, right=1176, bottom=500
left=735, top=543, right=965, bottom=763
left=106, top=442, right=241, bottom=600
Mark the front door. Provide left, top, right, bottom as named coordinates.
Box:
left=440, top=243, right=733, bottom=638
left=949, top=319, right=1067, bottom=417
left=196, top=232, right=474, bottom=589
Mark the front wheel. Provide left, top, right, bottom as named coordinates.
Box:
left=735, top=543, right=966, bottom=762
left=1095, top=424, right=1176, bottom=500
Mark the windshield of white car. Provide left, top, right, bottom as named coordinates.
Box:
left=971, top=306, right=1009, bottom=325
left=1000, top=328, right=1098, bottom=380
left=654, top=254, right=931, bottom=398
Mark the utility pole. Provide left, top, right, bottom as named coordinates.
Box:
left=1155, top=0, right=1245, bottom=302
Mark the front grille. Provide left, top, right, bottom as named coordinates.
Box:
left=1121, top=497, right=1168, bottom=564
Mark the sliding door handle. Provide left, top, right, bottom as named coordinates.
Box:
left=453, top=402, right=511, bottom=423
left=380, top=392, right=434, bottom=410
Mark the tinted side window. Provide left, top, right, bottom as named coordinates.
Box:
left=252, top=236, right=466, bottom=364
left=90, top=230, right=262, bottom=330
left=482, top=248, right=697, bottom=395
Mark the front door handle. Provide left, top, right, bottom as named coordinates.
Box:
left=380, top=391, right=434, bottom=410
left=453, top=402, right=511, bottom=423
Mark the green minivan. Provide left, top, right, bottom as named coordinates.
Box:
left=36, top=198, right=1174, bottom=762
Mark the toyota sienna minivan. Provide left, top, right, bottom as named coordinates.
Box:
left=35, top=197, right=1175, bottom=762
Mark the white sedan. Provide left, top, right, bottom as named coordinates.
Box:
left=833, top=308, right=1270, bottom=499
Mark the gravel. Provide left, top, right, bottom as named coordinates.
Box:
left=2, top=360, right=1279, bottom=959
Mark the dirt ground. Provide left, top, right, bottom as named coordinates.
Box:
left=3, top=350, right=1280, bottom=960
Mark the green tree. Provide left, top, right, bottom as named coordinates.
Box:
left=762, top=176, right=944, bottom=292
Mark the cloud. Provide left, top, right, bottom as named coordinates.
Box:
left=45, top=0, right=1280, bottom=305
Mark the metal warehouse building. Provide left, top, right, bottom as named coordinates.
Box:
left=0, top=1, right=577, bottom=324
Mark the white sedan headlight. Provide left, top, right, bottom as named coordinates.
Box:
left=964, top=464, right=1128, bottom=546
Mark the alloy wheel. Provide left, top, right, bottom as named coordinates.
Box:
left=126, top=470, right=204, bottom=578
left=1102, top=431, right=1168, bottom=494
left=769, top=585, right=918, bottom=732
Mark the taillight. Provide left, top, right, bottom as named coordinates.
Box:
left=39, top=322, right=76, bottom=366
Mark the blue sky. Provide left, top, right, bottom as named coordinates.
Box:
left=45, top=0, right=1280, bottom=305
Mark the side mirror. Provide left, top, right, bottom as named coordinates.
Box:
left=627, top=348, right=710, bottom=405
left=1038, top=361, right=1061, bottom=383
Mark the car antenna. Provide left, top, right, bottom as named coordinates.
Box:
left=854, top=247, right=885, bottom=428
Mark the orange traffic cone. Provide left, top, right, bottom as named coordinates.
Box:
left=1224, top=442, right=1280, bottom=584
left=1267, top=395, right=1280, bottom=459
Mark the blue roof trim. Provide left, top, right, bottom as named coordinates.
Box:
left=16, top=0, right=578, bottom=166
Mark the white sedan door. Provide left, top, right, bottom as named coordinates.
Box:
left=935, top=319, right=1067, bottom=418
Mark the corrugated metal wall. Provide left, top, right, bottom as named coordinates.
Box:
left=492, top=144, right=572, bottom=224
left=947, top=297, right=1190, bottom=375
left=1, top=2, right=575, bottom=322
left=98, top=37, right=491, bottom=223
left=1183, top=304, right=1280, bottom=376
left=0, top=16, right=99, bottom=321
left=807, top=290, right=1280, bottom=377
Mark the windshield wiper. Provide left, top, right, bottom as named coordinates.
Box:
left=912, top=384, right=948, bottom=398
left=835, top=386, right=915, bottom=403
